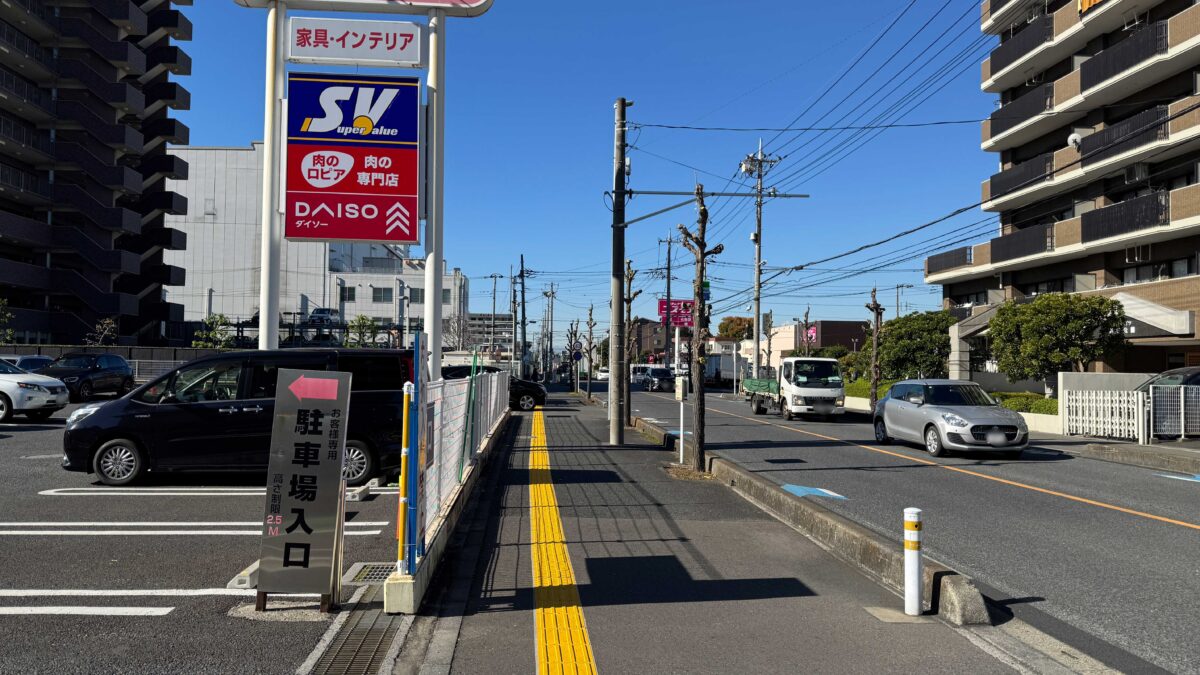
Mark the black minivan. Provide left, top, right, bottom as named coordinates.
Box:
left=62, top=349, right=413, bottom=487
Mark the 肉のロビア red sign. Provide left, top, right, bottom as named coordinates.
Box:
left=284, top=73, right=419, bottom=243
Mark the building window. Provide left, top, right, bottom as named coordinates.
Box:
left=1121, top=257, right=1194, bottom=286
left=373, top=316, right=390, bottom=326
left=410, top=288, right=424, bottom=304
left=372, top=287, right=393, bottom=303
left=953, top=291, right=987, bottom=306
left=442, top=288, right=451, bottom=305
left=1020, top=278, right=1074, bottom=297
left=340, top=286, right=356, bottom=302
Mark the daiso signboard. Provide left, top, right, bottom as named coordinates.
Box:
left=284, top=73, right=419, bottom=243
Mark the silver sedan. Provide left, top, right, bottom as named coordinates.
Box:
left=872, top=379, right=1028, bottom=458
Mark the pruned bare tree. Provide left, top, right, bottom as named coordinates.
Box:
left=678, top=184, right=723, bottom=472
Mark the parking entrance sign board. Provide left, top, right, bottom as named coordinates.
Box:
left=285, top=73, right=420, bottom=244
left=258, top=369, right=352, bottom=598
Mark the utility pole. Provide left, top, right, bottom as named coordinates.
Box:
left=610, top=97, right=631, bottom=446
left=678, top=184, right=723, bottom=472
left=509, top=267, right=517, bottom=376
left=519, top=255, right=528, bottom=379
left=624, top=259, right=641, bottom=426
left=866, top=287, right=886, bottom=411
left=544, top=284, right=556, bottom=384
left=660, top=234, right=673, bottom=364
left=486, top=273, right=502, bottom=357
left=585, top=304, right=596, bottom=401
left=895, top=283, right=914, bottom=320
left=741, top=140, right=779, bottom=378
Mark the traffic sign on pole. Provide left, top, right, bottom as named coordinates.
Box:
left=284, top=73, right=420, bottom=243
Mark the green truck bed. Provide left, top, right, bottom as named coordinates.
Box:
left=740, top=378, right=779, bottom=395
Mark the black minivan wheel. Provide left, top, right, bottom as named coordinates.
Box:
left=517, top=394, right=537, bottom=411
left=341, top=440, right=376, bottom=487
left=93, top=439, right=144, bottom=486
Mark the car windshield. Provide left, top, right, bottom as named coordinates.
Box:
left=926, top=384, right=995, bottom=406
left=0, top=361, right=24, bottom=375
left=649, top=368, right=672, bottom=378
left=791, top=361, right=842, bottom=385
left=50, top=356, right=95, bottom=369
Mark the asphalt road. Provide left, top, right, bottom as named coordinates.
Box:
left=0, top=403, right=400, bottom=674
left=632, top=391, right=1200, bottom=674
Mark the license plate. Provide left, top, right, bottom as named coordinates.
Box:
left=814, top=404, right=833, bottom=414
left=986, top=431, right=1007, bottom=446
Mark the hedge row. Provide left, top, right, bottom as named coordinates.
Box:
left=998, top=396, right=1059, bottom=415
left=845, top=378, right=899, bottom=399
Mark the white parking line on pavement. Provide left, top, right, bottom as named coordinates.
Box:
left=0, top=606, right=175, bottom=616
left=0, top=521, right=388, bottom=527
left=39, top=487, right=401, bottom=497
left=0, top=589, right=316, bottom=597
left=0, top=529, right=382, bottom=536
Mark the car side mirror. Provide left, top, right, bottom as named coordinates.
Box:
left=908, top=395, right=924, bottom=406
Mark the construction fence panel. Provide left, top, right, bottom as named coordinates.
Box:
left=419, top=372, right=509, bottom=545
left=1063, top=389, right=1145, bottom=442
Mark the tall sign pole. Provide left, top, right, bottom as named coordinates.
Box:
left=424, top=8, right=446, bottom=377
left=258, top=0, right=286, bottom=349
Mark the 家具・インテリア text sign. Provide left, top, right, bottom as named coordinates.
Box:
left=285, top=73, right=420, bottom=243
left=289, top=17, right=422, bottom=67
left=258, top=369, right=353, bottom=595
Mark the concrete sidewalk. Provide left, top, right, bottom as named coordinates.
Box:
left=397, top=396, right=1018, bottom=673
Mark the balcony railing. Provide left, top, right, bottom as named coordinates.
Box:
left=0, top=110, right=51, bottom=155
left=0, top=64, right=50, bottom=112
left=1081, top=191, right=1169, bottom=242
left=990, top=84, right=1051, bottom=137
left=927, top=247, right=972, bottom=274
left=991, top=15, right=1053, bottom=73
left=0, top=160, right=48, bottom=197
left=990, top=152, right=1052, bottom=199
left=991, top=222, right=1054, bottom=263
left=990, top=0, right=1015, bottom=17
left=0, top=18, right=50, bottom=67
left=1081, top=22, right=1168, bottom=91
left=1080, top=106, right=1168, bottom=166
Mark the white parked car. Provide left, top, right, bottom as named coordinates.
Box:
left=596, top=367, right=609, bottom=381
left=0, top=359, right=70, bottom=422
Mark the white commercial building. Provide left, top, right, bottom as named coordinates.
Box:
left=164, top=145, right=467, bottom=348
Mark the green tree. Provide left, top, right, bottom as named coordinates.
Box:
left=598, top=339, right=610, bottom=367
left=191, top=313, right=233, bottom=349
left=989, top=294, right=1125, bottom=383
left=346, top=314, right=380, bottom=347
left=0, top=297, right=12, bottom=343
left=877, top=310, right=956, bottom=379
left=83, top=317, right=118, bottom=346
left=815, top=344, right=850, bottom=360
left=717, top=316, right=754, bottom=339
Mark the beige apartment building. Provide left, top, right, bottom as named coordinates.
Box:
left=929, top=0, right=1200, bottom=374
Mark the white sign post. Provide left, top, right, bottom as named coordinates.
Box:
left=675, top=375, right=688, bottom=464
left=288, top=17, right=424, bottom=67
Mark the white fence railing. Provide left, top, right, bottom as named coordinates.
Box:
left=420, top=371, right=509, bottom=543
left=1062, top=389, right=1146, bottom=443
left=129, top=360, right=184, bottom=383
left=1149, top=385, right=1200, bottom=440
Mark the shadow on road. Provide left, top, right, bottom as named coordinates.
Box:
left=0, top=422, right=63, bottom=432
left=91, top=472, right=267, bottom=487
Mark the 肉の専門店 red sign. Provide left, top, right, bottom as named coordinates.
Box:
left=284, top=73, right=420, bottom=243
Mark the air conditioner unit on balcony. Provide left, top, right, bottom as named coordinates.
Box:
left=1125, top=163, right=1150, bottom=183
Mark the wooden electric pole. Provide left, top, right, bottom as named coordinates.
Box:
left=866, top=288, right=886, bottom=410
left=678, top=184, right=723, bottom=472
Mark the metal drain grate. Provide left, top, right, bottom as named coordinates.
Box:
left=343, top=562, right=396, bottom=585
left=312, top=586, right=407, bottom=675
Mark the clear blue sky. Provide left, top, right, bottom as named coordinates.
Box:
left=181, top=0, right=997, bottom=341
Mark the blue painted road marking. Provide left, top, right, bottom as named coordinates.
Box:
left=783, top=484, right=847, bottom=499
left=668, top=429, right=694, bottom=436
left=1156, top=473, right=1200, bottom=483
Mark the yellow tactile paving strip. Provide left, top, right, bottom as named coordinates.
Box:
left=529, top=409, right=598, bottom=675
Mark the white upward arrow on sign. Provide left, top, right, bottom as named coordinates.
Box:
left=386, top=202, right=410, bottom=236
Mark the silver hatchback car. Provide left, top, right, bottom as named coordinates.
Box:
left=873, top=379, right=1028, bottom=457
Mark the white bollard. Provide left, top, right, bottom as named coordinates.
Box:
left=903, top=507, right=923, bottom=616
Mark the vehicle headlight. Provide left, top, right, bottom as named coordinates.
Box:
left=62, top=376, right=79, bottom=383
left=792, top=395, right=803, bottom=405
left=66, top=404, right=102, bottom=427
left=941, top=413, right=970, bottom=428
left=835, top=397, right=845, bottom=406
left=17, top=382, right=49, bottom=393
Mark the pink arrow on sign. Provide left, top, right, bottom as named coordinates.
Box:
left=288, top=375, right=340, bottom=401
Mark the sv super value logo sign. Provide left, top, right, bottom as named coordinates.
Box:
left=285, top=73, right=420, bottom=243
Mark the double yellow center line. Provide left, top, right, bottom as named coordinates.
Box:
left=528, top=409, right=598, bottom=674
